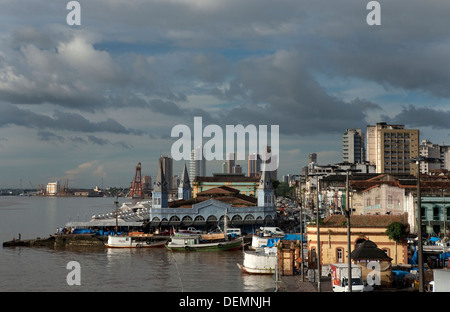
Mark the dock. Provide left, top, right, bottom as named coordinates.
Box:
left=2, top=234, right=106, bottom=248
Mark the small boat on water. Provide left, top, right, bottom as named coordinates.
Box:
left=106, top=232, right=167, bottom=248
left=165, top=233, right=243, bottom=252
left=238, top=233, right=306, bottom=274
left=237, top=247, right=278, bottom=275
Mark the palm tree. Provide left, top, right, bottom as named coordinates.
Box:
left=386, top=222, right=407, bottom=265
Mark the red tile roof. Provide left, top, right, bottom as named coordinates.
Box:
left=322, top=214, right=408, bottom=228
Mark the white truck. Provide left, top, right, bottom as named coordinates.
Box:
left=330, top=263, right=365, bottom=292
left=429, top=269, right=450, bottom=292
left=179, top=227, right=202, bottom=234
left=259, top=227, right=285, bottom=236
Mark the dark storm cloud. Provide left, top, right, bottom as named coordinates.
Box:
left=0, top=0, right=449, bottom=138
left=36, top=131, right=65, bottom=143
left=212, top=51, right=377, bottom=135
left=0, top=104, right=142, bottom=135
left=382, top=105, right=450, bottom=130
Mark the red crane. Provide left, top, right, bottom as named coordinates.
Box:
left=129, top=162, right=144, bottom=199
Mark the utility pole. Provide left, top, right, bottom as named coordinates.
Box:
left=293, top=176, right=305, bottom=282
left=345, top=170, right=352, bottom=292
left=316, top=176, right=321, bottom=292
left=299, top=181, right=305, bottom=282
left=416, top=159, right=424, bottom=292
left=443, top=189, right=447, bottom=238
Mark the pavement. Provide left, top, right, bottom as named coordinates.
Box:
left=281, top=275, right=332, bottom=292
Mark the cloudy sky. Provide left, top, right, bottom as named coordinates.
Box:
left=1, top=0, right=450, bottom=188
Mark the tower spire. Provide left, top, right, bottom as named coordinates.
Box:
left=152, top=159, right=168, bottom=208
left=178, top=163, right=192, bottom=200
left=258, top=164, right=274, bottom=207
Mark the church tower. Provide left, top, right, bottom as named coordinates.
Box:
left=178, top=163, right=192, bottom=200
left=258, top=166, right=275, bottom=207
left=152, top=159, right=168, bottom=208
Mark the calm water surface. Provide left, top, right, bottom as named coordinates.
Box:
left=0, top=196, right=275, bottom=292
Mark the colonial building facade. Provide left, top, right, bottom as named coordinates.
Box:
left=306, top=214, right=409, bottom=268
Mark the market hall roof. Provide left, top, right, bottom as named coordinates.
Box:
left=169, top=186, right=257, bottom=208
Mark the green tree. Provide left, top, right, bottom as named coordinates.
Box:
left=385, top=222, right=407, bottom=264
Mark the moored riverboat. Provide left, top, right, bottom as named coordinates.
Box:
left=165, top=233, right=243, bottom=251
left=106, top=232, right=167, bottom=248
left=237, top=247, right=278, bottom=274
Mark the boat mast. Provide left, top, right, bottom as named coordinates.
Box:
left=224, top=207, right=228, bottom=241
left=114, top=195, right=119, bottom=236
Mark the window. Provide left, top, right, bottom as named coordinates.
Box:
left=433, top=206, right=440, bottom=221
left=388, top=195, right=393, bottom=205
left=336, top=248, right=343, bottom=263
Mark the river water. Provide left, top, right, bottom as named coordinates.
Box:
left=0, top=196, right=275, bottom=292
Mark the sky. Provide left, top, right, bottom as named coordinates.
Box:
left=1, top=0, right=450, bottom=189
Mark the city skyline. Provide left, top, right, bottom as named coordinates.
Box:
left=1, top=1, right=450, bottom=188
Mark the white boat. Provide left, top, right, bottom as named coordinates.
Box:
left=237, top=247, right=278, bottom=274
left=105, top=233, right=167, bottom=248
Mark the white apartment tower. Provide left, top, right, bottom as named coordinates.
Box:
left=343, top=129, right=365, bottom=164
left=190, top=147, right=206, bottom=186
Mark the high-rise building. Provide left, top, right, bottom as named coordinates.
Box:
left=143, top=175, right=152, bottom=196
left=308, top=153, right=317, bottom=164
left=226, top=152, right=236, bottom=174
left=221, top=161, right=227, bottom=174
left=248, top=153, right=262, bottom=177
left=419, top=139, right=450, bottom=173
left=159, top=155, right=173, bottom=190
left=233, top=164, right=242, bottom=174
left=263, top=146, right=277, bottom=180
left=366, top=122, right=419, bottom=174
left=190, top=147, right=206, bottom=186
left=342, top=129, right=365, bottom=164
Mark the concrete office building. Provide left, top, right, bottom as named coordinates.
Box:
left=366, top=122, right=419, bottom=174
left=248, top=153, right=262, bottom=178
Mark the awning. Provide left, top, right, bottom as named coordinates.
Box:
left=65, top=221, right=144, bottom=227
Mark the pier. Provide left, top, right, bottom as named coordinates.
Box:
left=3, top=234, right=107, bottom=248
